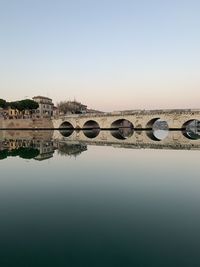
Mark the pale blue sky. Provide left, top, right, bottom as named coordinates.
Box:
left=0, top=0, right=200, bottom=111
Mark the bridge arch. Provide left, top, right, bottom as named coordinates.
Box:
left=59, top=121, right=74, bottom=129
left=59, top=121, right=74, bottom=137
left=83, top=120, right=100, bottom=139
left=110, top=119, right=134, bottom=140
left=145, top=118, right=169, bottom=141
left=111, top=119, right=134, bottom=129
left=182, top=119, right=200, bottom=140
left=146, top=118, right=168, bottom=129
left=182, top=119, right=199, bottom=129
left=83, top=120, right=100, bottom=129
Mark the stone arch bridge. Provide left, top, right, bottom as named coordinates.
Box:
left=53, top=109, right=200, bottom=130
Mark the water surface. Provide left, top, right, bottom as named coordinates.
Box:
left=0, top=130, right=200, bottom=266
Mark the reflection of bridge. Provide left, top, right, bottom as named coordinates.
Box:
left=0, top=128, right=200, bottom=155
left=53, top=109, right=200, bottom=130
left=53, top=130, right=200, bottom=151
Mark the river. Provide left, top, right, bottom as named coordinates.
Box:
left=0, top=129, right=200, bottom=266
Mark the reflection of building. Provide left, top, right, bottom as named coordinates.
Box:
left=57, top=142, right=87, bottom=157
left=1, top=139, right=34, bottom=150
left=32, top=96, right=54, bottom=118
left=33, top=140, right=55, bottom=161
left=0, top=139, right=55, bottom=161
left=0, top=139, right=40, bottom=160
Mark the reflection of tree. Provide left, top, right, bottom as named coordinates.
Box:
left=0, top=147, right=39, bottom=160
left=0, top=150, right=8, bottom=160
left=57, top=143, right=87, bottom=157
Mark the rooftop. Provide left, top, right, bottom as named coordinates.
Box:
left=33, top=96, right=52, bottom=101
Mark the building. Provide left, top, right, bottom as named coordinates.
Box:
left=8, top=108, right=23, bottom=118
left=0, top=108, right=5, bottom=118
left=32, top=96, right=54, bottom=118
left=53, top=106, right=59, bottom=117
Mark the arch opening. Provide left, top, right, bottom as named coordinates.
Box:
left=82, top=120, right=100, bottom=138
left=83, top=120, right=100, bottom=129
left=59, top=121, right=74, bottom=137
left=146, top=118, right=169, bottom=130
left=111, top=119, right=134, bottom=129
left=182, top=119, right=200, bottom=140
left=59, top=121, right=74, bottom=129
left=111, top=119, right=134, bottom=140
left=146, top=119, right=169, bottom=141
left=83, top=120, right=100, bottom=138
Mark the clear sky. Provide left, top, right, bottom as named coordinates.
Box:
left=0, top=0, right=200, bottom=111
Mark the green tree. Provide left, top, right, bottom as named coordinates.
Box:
left=9, top=101, right=22, bottom=110
left=8, top=99, right=39, bottom=112
left=19, top=99, right=39, bottom=111
left=0, top=99, right=7, bottom=108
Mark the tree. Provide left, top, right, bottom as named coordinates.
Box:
left=57, top=100, right=86, bottom=114
left=19, top=99, right=39, bottom=111
left=0, top=99, right=7, bottom=108
left=8, top=99, right=39, bottom=112
left=8, top=101, right=22, bottom=110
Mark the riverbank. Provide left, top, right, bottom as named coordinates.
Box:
left=0, top=118, right=53, bottom=130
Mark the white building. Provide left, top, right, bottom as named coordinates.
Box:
left=32, top=96, right=54, bottom=118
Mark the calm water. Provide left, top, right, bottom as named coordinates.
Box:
left=0, top=130, right=200, bottom=267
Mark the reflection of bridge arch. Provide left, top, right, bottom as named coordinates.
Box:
left=53, top=128, right=200, bottom=150
left=182, top=130, right=200, bottom=140
left=83, top=129, right=100, bottom=139
left=59, top=129, right=74, bottom=137
left=146, top=131, right=161, bottom=141
left=111, top=128, right=134, bottom=140
left=146, top=130, right=169, bottom=142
